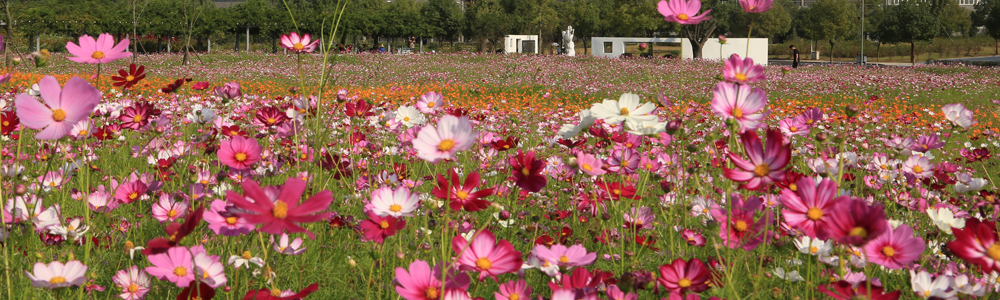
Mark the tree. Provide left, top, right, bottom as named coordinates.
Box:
left=973, top=0, right=1000, bottom=54
left=931, top=0, right=972, bottom=37
left=797, top=0, right=857, bottom=62
left=877, top=0, right=939, bottom=64
left=421, top=0, right=464, bottom=41
left=714, top=0, right=793, bottom=39
left=464, top=0, right=510, bottom=52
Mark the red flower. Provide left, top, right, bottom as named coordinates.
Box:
left=818, top=281, right=899, bottom=300
left=658, top=258, right=712, bottom=295
left=509, top=150, right=547, bottom=192
left=119, top=102, right=161, bottom=130
left=1, top=111, right=18, bottom=135
left=242, top=283, right=318, bottom=300
left=111, top=64, right=146, bottom=89
left=490, top=136, right=520, bottom=151
left=177, top=281, right=215, bottom=300
left=160, top=78, right=189, bottom=93
left=345, top=99, right=374, bottom=117
left=225, top=177, right=333, bottom=239
left=432, top=169, right=495, bottom=212
left=596, top=181, right=639, bottom=200
left=557, top=138, right=587, bottom=149
left=961, top=148, right=991, bottom=162
left=254, top=106, right=288, bottom=127
left=358, top=210, right=405, bottom=244
left=143, top=207, right=205, bottom=255
left=947, top=218, right=1000, bottom=273
left=220, top=125, right=249, bottom=138
left=829, top=198, right=887, bottom=246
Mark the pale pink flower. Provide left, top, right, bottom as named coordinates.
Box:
left=710, top=82, right=767, bottom=132
left=112, top=266, right=150, bottom=300
left=25, top=260, right=88, bottom=288
left=723, top=54, right=766, bottom=84
left=280, top=32, right=319, bottom=53
left=417, top=91, right=445, bottom=114
left=14, top=76, right=100, bottom=140
left=413, top=115, right=476, bottom=163
left=66, top=33, right=131, bottom=64
left=657, top=0, right=712, bottom=24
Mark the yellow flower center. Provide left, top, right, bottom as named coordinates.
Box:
left=242, top=251, right=252, bottom=260
left=133, top=115, right=142, bottom=123
left=620, top=107, right=630, bottom=116
left=403, top=117, right=410, bottom=122
left=91, top=51, right=105, bottom=59
left=235, top=153, right=247, bottom=162
left=521, top=167, right=531, bottom=176
left=425, top=287, right=440, bottom=299
left=125, top=241, right=135, bottom=249
left=67, top=225, right=75, bottom=231
left=582, top=164, right=593, bottom=171
left=271, top=288, right=283, bottom=297
left=267, top=118, right=276, bottom=124
left=789, top=126, right=797, bottom=132
left=806, top=207, right=823, bottom=220
left=293, top=42, right=304, bottom=50
left=78, top=130, right=88, bottom=136
left=559, top=255, right=570, bottom=263
left=882, top=246, right=896, bottom=257
left=389, top=204, right=403, bottom=212
left=379, top=220, right=390, bottom=229
left=912, top=166, right=923, bottom=173
left=456, top=191, right=469, bottom=200
left=128, top=284, right=139, bottom=293
left=428, top=102, right=435, bottom=108
left=789, top=183, right=797, bottom=191
left=509, top=294, right=520, bottom=300
left=476, top=257, right=492, bottom=270
left=732, top=107, right=744, bottom=118
left=126, top=75, right=135, bottom=82
left=849, top=227, right=868, bottom=239
left=272, top=201, right=288, bottom=219
left=168, top=209, right=178, bottom=218
left=880, top=164, right=888, bottom=170
left=2, top=121, right=7, bottom=126
left=49, top=276, right=67, bottom=284
left=678, top=278, right=692, bottom=288
left=677, top=14, right=689, bottom=20
left=809, top=246, right=818, bottom=254
left=52, top=109, right=67, bottom=122
left=736, top=73, right=748, bottom=82
left=128, top=192, right=139, bottom=200
left=987, top=243, right=1000, bottom=261
left=438, top=139, right=455, bottom=151
left=226, top=217, right=238, bottom=225
left=753, top=163, right=770, bottom=177
left=173, top=267, right=188, bottom=276
left=734, top=220, right=748, bottom=232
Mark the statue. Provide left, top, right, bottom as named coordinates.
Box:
left=562, top=26, right=576, bottom=57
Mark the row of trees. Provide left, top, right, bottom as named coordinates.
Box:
left=2, top=0, right=999, bottom=61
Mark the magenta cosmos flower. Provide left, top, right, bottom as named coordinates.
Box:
left=657, top=0, right=712, bottom=25
left=947, top=219, right=1000, bottom=273
left=739, top=0, right=773, bottom=13
left=66, top=33, right=131, bottom=64
left=531, top=244, right=597, bottom=269
left=452, top=229, right=523, bottom=281
left=280, top=32, right=320, bottom=53
left=226, top=177, right=333, bottom=239
left=780, top=177, right=846, bottom=240
left=25, top=260, right=88, bottom=288
left=14, top=76, right=100, bottom=140
left=657, top=258, right=712, bottom=294
left=828, top=198, right=888, bottom=246
left=394, top=260, right=471, bottom=300
left=723, top=128, right=790, bottom=190
left=710, top=82, right=768, bottom=132
left=495, top=279, right=532, bottom=300
left=413, top=115, right=476, bottom=163
left=863, top=224, right=924, bottom=269
left=724, top=54, right=765, bottom=84
left=217, top=136, right=262, bottom=170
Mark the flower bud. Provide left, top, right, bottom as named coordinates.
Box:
left=224, top=286, right=232, bottom=292
left=347, top=257, right=357, bottom=268
left=498, top=210, right=511, bottom=220
left=14, top=184, right=27, bottom=195
left=686, top=144, right=699, bottom=153
left=815, top=132, right=828, bottom=142
left=396, top=252, right=405, bottom=260
left=601, top=213, right=611, bottom=221
left=565, top=157, right=578, bottom=167
left=845, top=105, right=859, bottom=118
left=718, top=35, right=728, bottom=44
left=665, top=120, right=683, bottom=135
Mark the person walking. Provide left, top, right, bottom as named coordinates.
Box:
left=790, top=45, right=800, bottom=68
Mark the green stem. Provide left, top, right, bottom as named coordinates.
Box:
left=745, top=18, right=754, bottom=59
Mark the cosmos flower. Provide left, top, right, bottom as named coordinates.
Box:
left=779, top=177, right=844, bottom=239
left=66, top=33, right=131, bottom=64
left=25, top=260, right=88, bottom=288
left=947, top=218, right=1000, bottom=273
left=576, top=152, right=606, bottom=176
left=217, top=136, right=262, bottom=170
left=710, top=82, right=768, bottom=132
left=359, top=210, right=406, bottom=244
left=14, top=76, right=100, bottom=140
left=370, top=185, right=421, bottom=217
left=432, top=169, right=495, bottom=212
left=657, top=258, right=712, bottom=294
left=144, top=246, right=195, bottom=287
left=589, top=93, right=657, bottom=125
left=280, top=32, right=319, bottom=53
left=828, top=199, right=888, bottom=246
left=723, top=128, right=790, bottom=190
left=226, top=177, right=333, bottom=239
left=417, top=91, right=444, bottom=114
left=413, top=115, right=476, bottom=163
left=656, top=0, right=712, bottom=25
left=863, top=224, right=924, bottom=269
left=394, top=260, right=470, bottom=300
left=111, top=266, right=151, bottom=300
left=531, top=244, right=597, bottom=269
left=452, top=229, right=523, bottom=281
left=271, top=233, right=306, bottom=255
left=723, top=54, right=765, bottom=84
left=111, top=64, right=146, bottom=89
left=738, top=0, right=773, bottom=13
left=510, top=150, right=547, bottom=192
left=941, top=103, right=974, bottom=128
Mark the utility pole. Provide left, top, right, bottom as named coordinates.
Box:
left=861, top=0, right=865, bottom=65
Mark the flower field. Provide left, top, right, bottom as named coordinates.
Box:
left=5, top=42, right=1000, bottom=300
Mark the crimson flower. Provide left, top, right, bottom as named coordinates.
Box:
left=1, top=111, right=18, bottom=135
left=961, top=148, right=991, bottom=162
left=177, top=281, right=215, bottom=300
left=432, top=169, right=495, bottom=212
left=490, top=136, right=520, bottom=151
left=254, top=106, right=288, bottom=127
left=947, top=218, right=1000, bottom=273
left=658, top=258, right=712, bottom=294
left=160, top=78, right=190, bottom=93
left=509, top=150, right=547, bottom=192
left=358, top=210, right=405, bottom=244
left=111, top=64, right=146, bottom=89
left=143, top=207, right=204, bottom=255
left=242, top=283, right=318, bottom=300
left=723, top=128, right=790, bottom=190
left=346, top=99, right=374, bottom=117
left=119, top=101, right=161, bottom=130
left=828, top=198, right=887, bottom=246
left=596, top=181, right=639, bottom=200
left=225, top=177, right=333, bottom=239
left=818, top=281, right=899, bottom=300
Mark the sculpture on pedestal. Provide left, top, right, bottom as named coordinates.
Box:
left=562, top=26, right=576, bottom=57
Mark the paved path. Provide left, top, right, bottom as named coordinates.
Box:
left=770, top=55, right=1000, bottom=67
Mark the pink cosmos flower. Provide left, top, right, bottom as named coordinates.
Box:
left=829, top=198, right=888, bottom=246
left=280, top=32, right=320, bottom=53
left=739, top=0, right=773, bottom=13
left=710, top=82, right=768, bottom=132
left=658, top=258, right=712, bottom=294
left=778, top=116, right=810, bottom=137
left=413, top=115, right=476, bottom=163
left=226, top=177, right=334, bottom=239
left=114, top=180, right=148, bottom=204
left=217, top=136, right=262, bottom=170
left=87, top=185, right=118, bottom=213
left=656, top=0, right=712, bottom=25
left=624, top=206, right=655, bottom=230
left=947, top=219, right=1000, bottom=273
left=607, top=285, right=638, bottom=300
left=431, top=169, right=495, bottom=212
left=370, top=185, right=421, bottom=217
left=901, top=155, right=933, bottom=178
left=864, top=224, right=924, bottom=269
left=681, top=229, right=706, bottom=246
left=271, top=233, right=306, bottom=255
left=495, top=279, right=532, bottom=300
left=452, top=229, right=523, bottom=281
left=394, top=260, right=470, bottom=300
left=710, top=195, right=772, bottom=251
left=145, top=246, right=195, bottom=287
left=532, top=244, right=597, bottom=269
left=780, top=177, right=845, bottom=240
left=190, top=246, right=227, bottom=288
left=203, top=200, right=255, bottom=236
left=576, top=152, right=607, bottom=176
left=417, top=91, right=444, bottom=114
left=25, top=260, right=88, bottom=288
left=723, top=128, right=790, bottom=190
left=66, top=33, right=131, bottom=64
left=151, top=194, right=188, bottom=223
left=112, top=266, right=151, bottom=300
left=14, top=76, right=101, bottom=140
left=723, top=54, right=765, bottom=84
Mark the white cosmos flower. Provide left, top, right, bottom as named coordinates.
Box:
left=954, top=178, right=988, bottom=193
left=793, top=236, right=832, bottom=256
left=941, top=103, right=975, bottom=128
left=773, top=267, right=803, bottom=282
left=625, top=118, right=666, bottom=136
left=911, top=269, right=955, bottom=299
left=186, top=105, right=215, bottom=123
left=394, top=106, right=426, bottom=128
left=926, top=207, right=965, bottom=235
left=557, top=109, right=597, bottom=138
left=589, top=93, right=657, bottom=125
